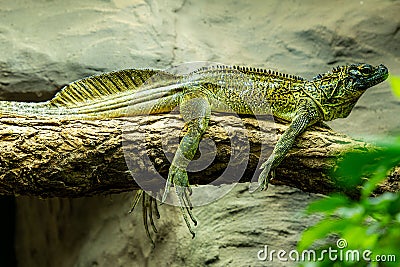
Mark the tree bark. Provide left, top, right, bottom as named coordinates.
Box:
left=0, top=114, right=398, bottom=198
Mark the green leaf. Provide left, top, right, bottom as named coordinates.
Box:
left=336, top=204, right=364, bottom=220
left=335, top=142, right=400, bottom=196
left=361, top=146, right=400, bottom=197
left=361, top=165, right=391, bottom=198
left=341, top=224, right=380, bottom=251
left=388, top=75, right=400, bottom=99
left=366, top=192, right=400, bottom=217
left=306, top=194, right=350, bottom=214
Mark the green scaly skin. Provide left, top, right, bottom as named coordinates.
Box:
left=0, top=63, right=389, bottom=243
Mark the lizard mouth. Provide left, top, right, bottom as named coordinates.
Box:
left=373, top=64, right=388, bottom=83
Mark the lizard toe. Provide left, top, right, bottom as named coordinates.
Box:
left=164, top=165, right=197, bottom=237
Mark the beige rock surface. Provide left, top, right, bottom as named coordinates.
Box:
left=0, top=0, right=399, bottom=266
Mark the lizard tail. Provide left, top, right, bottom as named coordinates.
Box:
left=0, top=69, right=185, bottom=119
left=0, top=101, right=48, bottom=118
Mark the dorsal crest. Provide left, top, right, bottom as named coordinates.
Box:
left=193, top=64, right=305, bottom=81
left=232, top=65, right=305, bottom=81
left=312, top=65, right=348, bottom=80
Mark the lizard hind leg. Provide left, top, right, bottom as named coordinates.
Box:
left=162, top=91, right=211, bottom=237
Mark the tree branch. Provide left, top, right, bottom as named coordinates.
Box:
left=0, top=114, right=398, bottom=198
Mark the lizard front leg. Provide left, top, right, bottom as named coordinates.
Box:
left=162, top=91, right=211, bottom=237
left=257, top=100, right=320, bottom=191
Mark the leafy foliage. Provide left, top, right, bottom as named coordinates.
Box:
left=388, top=76, right=400, bottom=98
left=298, top=77, right=400, bottom=266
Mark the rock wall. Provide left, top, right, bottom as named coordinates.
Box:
left=1, top=0, right=399, bottom=266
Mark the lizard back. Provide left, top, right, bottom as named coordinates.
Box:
left=184, top=65, right=308, bottom=120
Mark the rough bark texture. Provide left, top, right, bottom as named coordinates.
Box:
left=1, top=114, right=397, bottom=198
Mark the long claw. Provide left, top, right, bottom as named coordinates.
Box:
left=149, top=198, right=158, bottom=233
left=129, top=189, right=143, bottom=213
left=162, top=175, right=173, bottom=203
left=258, top=160, right=273, bottom=191
left=249, top=160, right=273, bottom=193
left=176, top=186, right=197, bottom=238
left=181, top=188, right=197, bottom=226
left=179, top=205, right=196, bottom=238
left=142, top=193, right=155, bottom=247
left=270, top=169, right=276, bottom=181
left=258, top=170, right=270, bottom=191
left=185, top=206, right=197, bottom=227
left=152, top=197, right=161, bottom=219
left=182, top=187, right=193, bottom=206
left=129, top=190, right=160, bottom=246
left=164, top=166, right=197, bottom=238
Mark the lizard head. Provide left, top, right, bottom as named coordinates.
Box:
left=344, top=63, right=388, bottom=90
left=310, top=63, right=388, bottom=120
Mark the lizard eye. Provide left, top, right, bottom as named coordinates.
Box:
left=360, top=65, right=373, bottom=75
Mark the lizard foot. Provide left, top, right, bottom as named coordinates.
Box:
left=129, top=189, right=160, bottom=247
left=251, top=159, right=275, bottom=192
left=162, top=165, right=197, bottom=238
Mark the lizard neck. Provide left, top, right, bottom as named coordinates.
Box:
left=304, top=78, right=365, bottom=121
